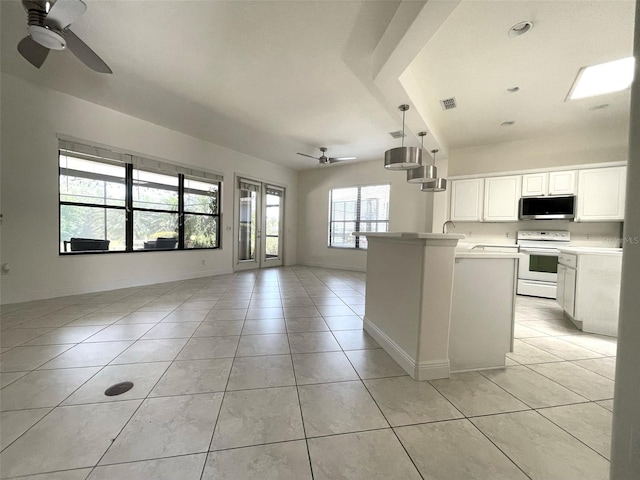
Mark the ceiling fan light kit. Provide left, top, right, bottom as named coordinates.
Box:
left=17, top=0, right=112, bottom=73
left=384, top=104, right=423, bottom=170
left=28, top=25, right=66, bottom=49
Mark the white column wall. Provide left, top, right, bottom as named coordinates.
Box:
left=0, top=73, right=298, bottom=304
left=610, top=1, right=640, bottom=478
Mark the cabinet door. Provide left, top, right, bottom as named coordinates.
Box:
left=483, top=176, right=521, bottom=222
left=549, top=171, right=576, bottom=195
left=556, top=264, right=566, bottom=307
left=522, top=173, right=547, bottom=197
left=450, top=179, right=484, bottom=222
left=576, top=166, right=626, bottom=221
left=563, top=267, right=577, bottom=317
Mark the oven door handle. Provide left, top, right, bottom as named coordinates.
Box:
left=519, top=248, right=560, bottom=256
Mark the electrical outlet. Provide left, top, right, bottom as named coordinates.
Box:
left=201, top=259, right=206, bottom=266
left=506, top=232, right=510, bottom=238
left=587, top=234, right=591, bottom=240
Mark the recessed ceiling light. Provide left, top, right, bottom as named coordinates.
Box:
left=508, top=21, right=533, bottom=37
left=568, top=56, right=635, bottom=100
left=501, top=121, right=516, bottom=126
left=506, top=87, right=520, bottom=93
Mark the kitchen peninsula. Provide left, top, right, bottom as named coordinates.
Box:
left=357, top=232, right=522, bottom=380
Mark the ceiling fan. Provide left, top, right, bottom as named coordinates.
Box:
left=17, top=0, right=112, bottom=73
left=297, top=147, right=356, bottom=166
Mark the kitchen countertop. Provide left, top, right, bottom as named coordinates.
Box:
left=354, top=232, right=465, bottom=240
left=558, top=246, right=623, bottom=256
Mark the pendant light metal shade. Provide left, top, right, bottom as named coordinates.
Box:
left=421, top=178, right=448, bottom=192
left=385, top=146, right=422, bottom=170
left=384, top=105, right=422, bottom=170
left=406, top=131, right=438, bottom=183
left=420, top=149, right=447, bottom=192
left=407, top=164, right=438, bottom=183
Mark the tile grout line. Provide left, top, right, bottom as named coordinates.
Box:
left=283, top=268, right=316, bottom=480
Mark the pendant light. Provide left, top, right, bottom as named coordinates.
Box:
left=420, top=149, right=448, bottom=192
left=407, top=131, right=438, bottom=183
left=384, top=104, right=422, bottom=170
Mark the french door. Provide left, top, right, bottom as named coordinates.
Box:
left=235, top=177, right=285, bottom=270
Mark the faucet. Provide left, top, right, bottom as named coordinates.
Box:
left=442, top=220, right=456, bottom=234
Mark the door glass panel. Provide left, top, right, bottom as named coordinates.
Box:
left=239, top=189, right=257, bottom=261
left=529, top=255, right=558, bottom=274
left=265, top=193, right=281, bottom=258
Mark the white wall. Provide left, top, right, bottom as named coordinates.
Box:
left=297, top=159, right=436, bottom=271
left=0, top=73, right=298, bottom=304
left=610, top=2, right=640, bottom=477
left=448, top=122, right=629, bottom=177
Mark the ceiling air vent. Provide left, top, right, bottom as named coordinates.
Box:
left=389, top=130, right=406, bottom=139
left=440, top=97, right=457, bottom=110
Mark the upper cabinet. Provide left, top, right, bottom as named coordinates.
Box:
left=450, top=178, right=484, bottom=222
left=576, top=166, right=626, bottom=221
left=449, top=163, right=625, bottom=224
left=483, top=176, right=521, bottom=222
left=549, top=171, right=577, bottom=195
left=521, top=171, right=576, bottom=197
left=521, top=173, right=547, bottom=197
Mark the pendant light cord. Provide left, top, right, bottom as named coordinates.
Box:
left=401, top=109, right=406, bottom=148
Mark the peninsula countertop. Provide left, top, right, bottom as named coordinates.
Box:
left=353, top=232, right=465, bottom=240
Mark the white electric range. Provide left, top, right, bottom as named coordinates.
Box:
left=516, top=230, right=570, bottom=299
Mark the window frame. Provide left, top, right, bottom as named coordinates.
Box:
left=58, top=147, right=222, bottom=255
left=328, top=184, right=390, bottom=250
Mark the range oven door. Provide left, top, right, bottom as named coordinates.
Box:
left=518, top=247, right=559, bottom=283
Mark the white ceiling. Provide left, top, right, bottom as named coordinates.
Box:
left=0, top=1, right=635, bottom=170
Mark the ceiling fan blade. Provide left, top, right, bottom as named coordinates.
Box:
left=46, top=0, right=86, bottom=29
left=329, top=156, right=356, bottom=161
left=297, top=153, right=319, bottom=160
left=65, top=29, right=112, bottom=73
left=17, top=36, right=50, bottom=68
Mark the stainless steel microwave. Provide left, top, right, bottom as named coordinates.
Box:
left=519, top=195, right=575, bottom=220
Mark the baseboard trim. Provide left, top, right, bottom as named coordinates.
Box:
left=363, top=317, right=450, bottom=380
left=298, top=261, right=366, bottom=273
left=0, top=268, right=234, bottom=305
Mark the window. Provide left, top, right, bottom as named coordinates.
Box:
left=59, top=141, right=221, bottom=254
left=329, top=184, right=390, bottom=249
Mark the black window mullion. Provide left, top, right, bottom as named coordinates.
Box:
left=178, top=174, right=185, bottom=249
left=355, top=187, right=362, bottom=249
left=125, top=163, right=134, bottom=252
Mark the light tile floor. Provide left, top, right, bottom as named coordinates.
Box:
left=0, top=266, right=615, bottom=479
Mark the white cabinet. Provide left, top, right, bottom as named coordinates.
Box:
left=450, top=255, right=519, bottom=371
left=483, top=176, right=521, bottom=221
left=450, top=178, right=484, bottom=222
left=521, top=171, right=575, bottom=197
left=522, top=173, right=548, bottom=197
left=576, top=166, right=626, bottom=221
left=557, top=248, right=622, bottom=336
left=556, top=264, right=566, bottom=308
left=563, top=266, right=576, bottom=317
left=549, top=171, right=576, bottom=195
